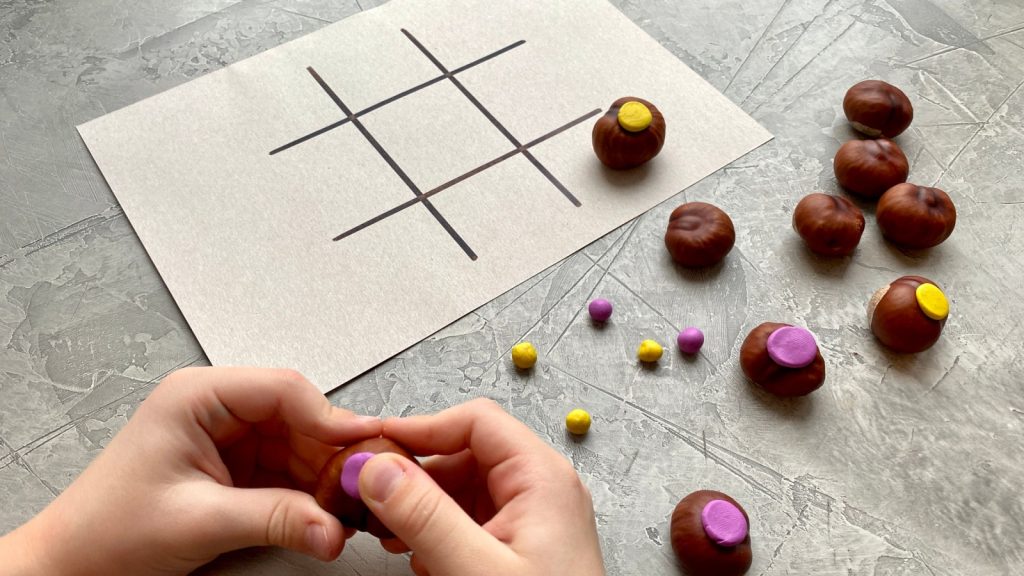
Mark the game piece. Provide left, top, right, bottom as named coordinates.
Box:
left=315, top=438, right=419, bottom=539
left=511, top=342, right=538, bottom=369
left=677, top=327, right=704, bottom=354
left=792, top=193, right=865, bottom=256
left=589, top=299, right=614, bottom=322
left=740, top=323, right=825, bottom=396
left=876, top=184, right=956, bottom=249
left=664, top=202, right=735, bottom=267
left=868, top=276, right=948, bottom=353
left=592, top=96, right=666, bottom=169
left=843, top=80, right=914, bottom=138
left=637, top=339, right=664, bottom=363
left=671, top=490, right=752, bottom=576
left=833, top=139, right=909, bottom=198
left=565, top=409, right=592, bottom=435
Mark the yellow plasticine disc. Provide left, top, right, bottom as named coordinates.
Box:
left=511, top=342, right=538, bottom=369
left=565, top=409, right=591, bottom=435
left=637, top=339, right=664, bottom=362
left=915, top=283, right=949, bottom=320
left=617, top=101, right=653, bottom=132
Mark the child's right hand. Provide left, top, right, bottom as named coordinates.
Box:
left=360, top=398, right=606, bottom=575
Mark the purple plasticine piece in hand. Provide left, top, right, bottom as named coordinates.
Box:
left=765, top=326, right=818, bottom=368
left=700, top=499, right=748, bottom=547
left=340, top=452, right=375, bottom=499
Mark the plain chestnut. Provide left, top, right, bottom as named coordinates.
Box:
left=833, top=138, right=909, bottom=199
left=739, top=322, right=826, bottom=397
left=792, top=193, right=866, bottom=256
left=664, top=202, right=736, bottom=267
left=843, top=80, right=914, bottom=138
left=876, top=183, right=956, bottom=248
left=868, top=275, right=946, bottom=353
left=592, top=96, right=666, bottom=169
left=671, top=490, right=752, bottom=576
left=314, top=437, right=419, bottom=539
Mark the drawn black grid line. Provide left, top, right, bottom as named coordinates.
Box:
left=270, top=30, right=598, bottom=260
left=306, top=67, right=477, bottom=260
left=270, top=39, right=526, bottom=156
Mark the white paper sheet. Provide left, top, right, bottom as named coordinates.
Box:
left=79, top=0, right=772, bottom=392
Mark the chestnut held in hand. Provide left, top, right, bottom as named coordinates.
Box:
left=834, top=138, right=909, bottom=199
left=876, top=183, right=956, bottom=249
left=670, top=490, right=753, bottom=576
left=314, top=437, right=419, bottom=539
left=740, top=323, right=825, bottom=397
left=592, top=96, right=666, bottom=169
left=664, top=202, right=736, bottom=267
left=868, top=275, right=948, bottom=353
left=792, top=193, right=866, bottom=256
left=843, top=80, right=914, bottom=138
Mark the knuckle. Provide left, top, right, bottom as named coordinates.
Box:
left=265, top=497, right=293, bottom=547
left=399, top=487, right=445, bottom=544
left=468, top=397, right=502, bottom=414
left=275, top=368, right=308, bottom=388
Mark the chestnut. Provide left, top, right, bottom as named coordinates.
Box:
left=314, top=437, right=419, bottom=539
left=843, top=80, right=914, bottom=138
left=833, top=138, right=909, bottom=199
left=876, top=183, right=956, bottom=248
left=670, top=490, right=752, bottom=576
left=792, top=193, right=866, bottom=256
left=664, top=202, right=735, bottom=267
left=868, top=275, right=948, bottom=353
left=739, top=323, right=825, bottom=397
left=592, top=96, right=666, bottom=169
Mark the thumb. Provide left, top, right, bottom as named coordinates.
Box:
left=209, top=486, right=345, bottom=561
left=360, top=454, right=509, bottom=571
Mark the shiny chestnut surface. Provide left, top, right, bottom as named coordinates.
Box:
left=843, top=80, right=914, bottom=138
left=834, top=139, right=909, bottom=199
left=671, top=490, right=752, bottom=576
left=868, top=275, right=946, bottom=353
left=664, top=202, right=736, bottom=267
left=876, top=183, right=956, bottom=249
left=592, top=96, right=666, bottom=170
left=740, top=322, right=826, bottom=397
left=793, top=193, right=866, bottom=256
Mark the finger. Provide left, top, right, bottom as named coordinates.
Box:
left=170, top=367, right=382, bottom=445
left=359, top=453, right=516, bottom=573
left=410, top=553, right=430, bottom=576
left=382, top=398, right=560, bottom=507
left=206, top=485, right=346, bottom=561
left=421, top=450, right=479, bottom=494
left=380, top=538, right=410, bottom=554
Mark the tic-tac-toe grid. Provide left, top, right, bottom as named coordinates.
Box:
left=270, top=29, right=602, bottom=261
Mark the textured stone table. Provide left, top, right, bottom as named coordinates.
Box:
left=2, top=1, right=1023, bottom=574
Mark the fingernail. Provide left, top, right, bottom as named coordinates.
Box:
left=363, top=456, right=405, bottom=503
left=305, top=523, right=330, bottom=559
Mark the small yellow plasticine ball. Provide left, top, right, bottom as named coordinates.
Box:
left=511, top=342, right=538, bottom=369
left=565, top=409, right=592, bottom=435
left=637, top=339, right=664, bottom=363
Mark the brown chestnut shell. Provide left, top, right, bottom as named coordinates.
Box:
left=843, top=80, right=914, bottom=138
left=868, top=275, right=946, bottom=353
left=314, top=437, right=419, bottom=539
left=876, top=183, right=956, bottom=249
left=664, top=202, right=736, bottom=267
left=592, top=96, right=666, bottom=170
left=740, top=322, right=826, bottom=397
left=792, top=193, right=866, bottom=256
left=670, top=490, right=753, bottom=576
left=833, top=139, right=909, bottom=199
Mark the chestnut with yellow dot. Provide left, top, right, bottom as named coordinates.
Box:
left=915, top=283, right=949, bottom=320
left=617, top=101, right=653, bottom=132
left=511, top=342, right=538, bottom=369
left=637, top=339, right=664, bottom=363
left=565, top=409, right=592, bottom=435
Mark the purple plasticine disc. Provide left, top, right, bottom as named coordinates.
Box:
left=340, top=452, right=375, bottom=499
left=701, top=499, right=748, bottom=547
left=677, top=327, right=704, bottom=354
left=765, top=326, right=818, bottom=368
left=589, top=299, right=614, bottom=322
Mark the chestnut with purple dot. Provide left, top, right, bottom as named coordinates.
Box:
left=701, top=499, right=748, bottom=547
left=765, top=326, right=818, bottom=368
left=340, top=452, right=375, bottom=499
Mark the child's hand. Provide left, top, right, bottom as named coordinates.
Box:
left=2, top=367, right=382, bottom=576
left=361, top=398, right=606, bottom=576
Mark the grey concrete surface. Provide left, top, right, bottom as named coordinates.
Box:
left=2, top=0, right=1023, bottom=574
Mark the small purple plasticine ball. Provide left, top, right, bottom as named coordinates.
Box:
left=588, top=299, right=614, bottom=322
left=677, top=327, right=704, bottom=354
